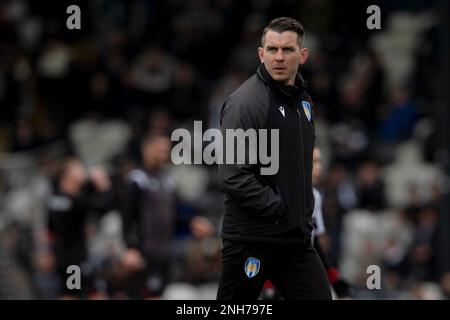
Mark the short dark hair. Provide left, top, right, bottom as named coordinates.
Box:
left=261, top=17, right=305, bottom=47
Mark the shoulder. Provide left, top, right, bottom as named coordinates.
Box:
left=128, top=169, right=150, bottom=189
left=223, top=75, right=270, bottom=115
left=301, top=91, right=315, bottom=110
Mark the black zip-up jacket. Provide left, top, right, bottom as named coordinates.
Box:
left=121, top=168, right=177, bottom=262
left=218, top=63, right=315, bottom=244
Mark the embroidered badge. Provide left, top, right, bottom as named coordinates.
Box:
left=244, top=257, right=261, bottom=278
left=301, top=101, right=312, bottom=122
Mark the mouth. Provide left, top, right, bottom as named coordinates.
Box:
left=273, top=67, right=286, bottom=72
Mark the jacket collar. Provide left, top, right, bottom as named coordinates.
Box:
left=256, top=63, right=306, bottom=98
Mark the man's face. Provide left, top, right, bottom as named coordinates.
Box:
left=142, top=137, right=171, bottom=169
left=312, top=148, right=322, bottom=185
left=60, top=160, right=87, bottom=196
left=258, top=30, right=308, bottom=86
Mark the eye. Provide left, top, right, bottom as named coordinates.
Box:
left=283, top=47, right=295, bottom=53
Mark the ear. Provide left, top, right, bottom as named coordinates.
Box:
left=300, top=47, right=309, bottom=65
left=258, top=47, right=264, bottom=63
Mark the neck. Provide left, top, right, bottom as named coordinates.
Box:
left=258, top=64, right=305, bottom=93
left=285, top=76, right=296, bottom=86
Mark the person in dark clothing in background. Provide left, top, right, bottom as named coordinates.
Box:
left=48, top=157, right=114, bottom=299
left=356, top=159, right=386, bottom=212
left=217, top=17, right=331, bottom=300
left=120, top=134, right=176, bottom=299
left=121, top=133, right=214, bottom=299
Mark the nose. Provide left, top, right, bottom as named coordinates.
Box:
left=275, top=48, right=284, bottom=62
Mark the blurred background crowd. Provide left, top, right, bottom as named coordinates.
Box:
left=0, top=0, right=449, bottom=299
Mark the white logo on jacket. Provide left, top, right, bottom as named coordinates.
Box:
left=278, top=106, right=285, bottom=118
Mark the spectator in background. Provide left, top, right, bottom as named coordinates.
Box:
left=322, top=163, right=357, bottom=266
left=120, top=133, right=214, bottom=299
left=407, top=206, right=439, bottom=282
left=378, top=87, right=419, bottom=143
left=170, top=61, right=204, bottom=120
left=356, top=159, right=386, bottom=212
left=47, top=157, right=114, bottom=299
left=131, top=47, right=175, bottom=108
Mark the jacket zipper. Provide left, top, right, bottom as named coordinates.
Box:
left=274, top=185, right=282, bottom=226
left=294, top=102, right=308, bottom=243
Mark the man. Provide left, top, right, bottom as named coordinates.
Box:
left=48, top=157, right=114, bottom=298
left=217, top=17, right=332, bottom=300
left=121, top=133, right=214, bottom=298
left=121, top=133, right=178, bottom=298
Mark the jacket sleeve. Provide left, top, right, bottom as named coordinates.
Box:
left=218, top=95, right=285, bottom=219
left=305, top=93, right=316, bottom=233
